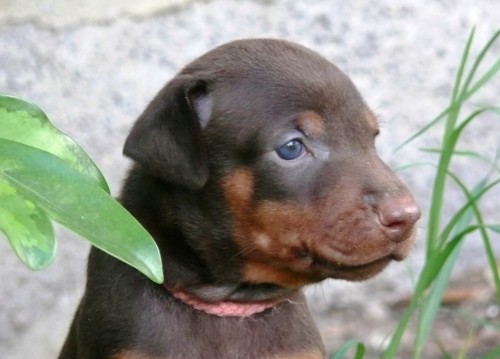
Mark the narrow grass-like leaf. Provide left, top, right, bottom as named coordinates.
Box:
left=463, top=57, right=500, bottom=101
left=446, top=171, right=500, bottom=300
left=0, top=139, right=163, bottom=283
left=454, top=107, right=500, bottom=142
left=456, top=327, right=476, bottom=359
left=394, top=107, right=449, bottom=153
left=383, top=227, right=475, bottom=359
left=394, top=161, right=436, bottom=173
left=438, top=177, right=500, bottom=249
left=331, top=339, right=365, bottom=359
left=427, top=106, right=500, bottom=254
left=447, top=307, right=500, bottom=331
left=0, top=179, right=55, bottom=269
left=418, top=226, right=477, bottom=295
left=382, top=297, right=419, bottom=359
left=458, top=29, right=500, bottom=101
left=384, top=29, right=500, bottom=358
left=487, top=224, right=500, bottom=232
left=484, top=347, right=500, bottom=359
left=420, top=148, right=500, bottom=172
left=393, top=29, right=480, bottom=153
left=425, top=60, right=470, bottom=256
left=414, top=172, right=493, bottom=357
left=451, top=28, right=476, bottom=102
left=0, top=94, right=109, bottom=192
left=414, top=239, right=464, bottom=358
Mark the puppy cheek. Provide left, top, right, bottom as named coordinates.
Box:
left=221, top=168, right=418, bottom=286
left=221, top=168, right=255, bottom=215
left=221, top=169, right=311, bottom=286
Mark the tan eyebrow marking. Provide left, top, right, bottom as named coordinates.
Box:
left=294, top=111, right=325, bottom=138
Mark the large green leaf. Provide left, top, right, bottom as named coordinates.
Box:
left=0, top=95, right=163, bottom=283
left=0, top=94, right=108, bottom=192
left=0, top=179, right=55, bottom=269
left=0, top=138, right=163, bottom=283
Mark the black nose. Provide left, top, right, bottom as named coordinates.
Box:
left=377, top=196, right=421, bottom=242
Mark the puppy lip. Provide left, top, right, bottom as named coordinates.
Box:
left=314, top=253, right=391, bottom=270
left=311, top=255, right=392, bottom=281
left=317, top=242, right=396, bottom=267
left=316, top=227, right=418, bottom=267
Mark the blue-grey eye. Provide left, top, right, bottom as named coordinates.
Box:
left=276, top=139, right=304, bottom=160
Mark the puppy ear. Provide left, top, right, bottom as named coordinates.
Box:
left=123, top=76, right=211, bottom=189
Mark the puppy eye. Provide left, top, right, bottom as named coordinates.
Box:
left=275, top=139, right=305, bottom=160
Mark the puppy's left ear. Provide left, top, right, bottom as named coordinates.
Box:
left=124, top=76, right=212, bottom=189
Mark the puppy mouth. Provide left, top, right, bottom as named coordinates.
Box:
left=281, top=243, right=410, bottom=282
left=309, top=254, right=394, bottom=281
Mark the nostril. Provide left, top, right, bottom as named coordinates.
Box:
left=377, top=196, right=421, bottom=242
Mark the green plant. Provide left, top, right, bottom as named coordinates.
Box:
left=0, top=95, right=163, bottom=283
left=384, top=28, right=500, bottom=359
left=332, top=28, right=500, bottom=359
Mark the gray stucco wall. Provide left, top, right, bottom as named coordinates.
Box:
left=1, top=1, right=499, bottom=357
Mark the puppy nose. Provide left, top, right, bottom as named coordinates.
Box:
left=377, top=196, right=421, bottom=242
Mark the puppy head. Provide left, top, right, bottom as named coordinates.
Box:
left=124, top=39, right=420, bottom=289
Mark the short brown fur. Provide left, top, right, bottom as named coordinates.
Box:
left=59, top=39, right=420, bottom=359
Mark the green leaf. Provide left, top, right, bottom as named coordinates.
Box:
left=484, top=347, right=500, bottom=359
left=458, top=29, right=500, bottom=102
left=384, top=28, right=500, bottom=358
left=331, top=339, right=366, bottom=359
left=394, top=107, right=449, bottom=153
left=438, top=177, right=500, bottom=249
left=394, top=161, right=436, bottom=173
left=0, top=94, right=109, bottom=192
left=0, top=179, right=56, bottom=269
left=414, top=240, right=463, bottom=357
left=487, top=224, right=500, bottom=233
left=0, top=139, right=163, bottom=283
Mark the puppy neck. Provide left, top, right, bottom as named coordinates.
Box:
left=166, top=285, right=285, bottom=317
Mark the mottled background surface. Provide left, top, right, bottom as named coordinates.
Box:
left=1, top=1, right=499, bottom=357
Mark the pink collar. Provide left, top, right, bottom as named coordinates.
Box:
left=168, top=287, right=280, bottom=317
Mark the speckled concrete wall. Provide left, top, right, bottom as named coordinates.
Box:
left=1, top=1, right=499, bottom=357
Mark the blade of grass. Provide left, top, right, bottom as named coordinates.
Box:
left=394, top=107, right=449, bottom=153
left=394, top=161, right=436, bottom=173
left=395, top=29, right=500, bottom=154
left=457, top=29, right=500, bottom=101
left=437, top=177, right=500, bottom=249
left=414, top=167, right=500, bottom=357
left=424, top=38, right=477, bottom=256
left=414, top=250, right=461, bottom=359
left=331, top=339, right=366, bottom=359
left=487, top=224, right=500, bottom=232
left=426, top=103, right=500, bottom=256
left=484, top=347, right=500, bottom=359
left=419, top=148, right=500, bottom=172
left=463, top=57, right=500, bottom=101
left=446, top=306, right=500, bottom=331
left=414, top=213, right=476, bottom=358
left=446, top=171, right=500, bottom=300
left=456, top=327, right=477, bottom=359
left=451, top=28, right=476, bottom=102
left=381, top=227, right=472, bottom=359
left=414, top=223, right=484, bottom=359
left=394, top=29, right=477, bottom=153
left=384, top=29, right=500, bottom=358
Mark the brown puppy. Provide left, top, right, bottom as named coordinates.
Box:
left=59, top=39, right=420, bottom=359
